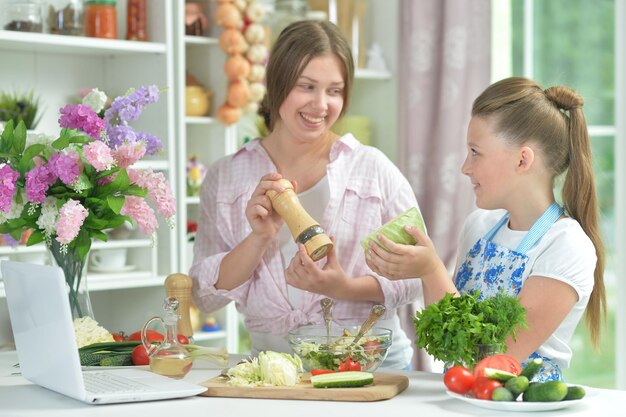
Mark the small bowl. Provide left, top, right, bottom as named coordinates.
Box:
left=288, top=324, right=392, bottom=373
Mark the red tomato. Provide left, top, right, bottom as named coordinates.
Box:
left=338, top=357, right=362, bottom=372
left=131, top=344, right=150, bottom=366
left=473, top=354, right=522, bottom=378
left=311, top=369, right=336, bottom=376
left=444, top=366, right=475, bottom=395
left=127, top=330, right=164, bottom=342
left=111, top=333, right=125, bottom=342
left=471, top=377, right=503, bottom=400
left=363, top=340, right=382, bottom=355
left=177, top=334, right=189, bottom=345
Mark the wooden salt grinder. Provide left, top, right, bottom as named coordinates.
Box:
left=265, top=178, right=333, bottom=261
left=164, top=273, right=194, bottom=338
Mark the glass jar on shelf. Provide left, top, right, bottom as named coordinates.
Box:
left=84, top=0, right=117, bottom=40
left=126, top=0, right=147, bottom=41
left=2, top=1, right=43, bottom=33
left=46, top=0, right=83, bottom=36
left=268, top=0, right=308, bottom=46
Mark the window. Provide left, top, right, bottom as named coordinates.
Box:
left=492, top=0, right=619, bottom=388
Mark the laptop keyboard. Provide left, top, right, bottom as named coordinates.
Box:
left=83, top=371, right=153, bottom=394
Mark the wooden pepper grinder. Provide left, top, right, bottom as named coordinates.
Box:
left=164, top=273, right=194, bottom=339
left=265, top=178, right=333, bottom=261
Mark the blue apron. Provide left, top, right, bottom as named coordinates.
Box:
left=454, top=203, right=564, bottom=382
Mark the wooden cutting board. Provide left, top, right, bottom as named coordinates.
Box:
left=199, top=373, right=409, bottom=402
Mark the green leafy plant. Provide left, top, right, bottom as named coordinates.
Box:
left=414, top=291, right=527, bottom=369
left=0, top=90, right=42, bottom=130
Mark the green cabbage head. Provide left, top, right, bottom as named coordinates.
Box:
left=360, top=207, right=426, bottom=252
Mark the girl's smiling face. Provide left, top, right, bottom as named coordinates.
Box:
left=461, top=116, right=522, bottom=210
left=274, top=54, right=345, bottom=143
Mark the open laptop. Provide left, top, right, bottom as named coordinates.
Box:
left=1, top=260, right=207, bottom=404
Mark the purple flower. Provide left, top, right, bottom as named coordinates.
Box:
left=25, top=165, right=57, bottom=204
left=105, top=85, right=160, bottom=125
left=0, top=164, right=20, bottom=213
left=136, top=131, right=163, bottom=155
left=58, top=104, right=106, bottom=139
left=48, top=152, right=82, bottom=185
left=106, top=125, right=137, bottom=149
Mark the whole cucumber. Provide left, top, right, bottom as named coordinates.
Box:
left=522, top=381, right=568, bottom=402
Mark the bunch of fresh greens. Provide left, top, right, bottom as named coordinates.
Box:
left=414, top=291, right=527, bottom=369
left=0, top=90, right=42, bottom=130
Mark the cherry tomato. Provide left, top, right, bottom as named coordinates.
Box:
left=338, top=357, right=362, bottom=372
left=473, top=354, right=522, bottom=378
left=177, top=334, right=189, bottom=345
left=111, top=333, right=125, bottom=342
left=311, top=369, right=336, bottom=376
left=127, top=330, right=164, bottom=342
left=444, top=366, right=475, bottom=395
left=131, top=344, right=150, bottom=366
left=471, top=377, right=503, bottom=400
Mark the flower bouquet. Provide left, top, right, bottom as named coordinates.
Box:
left=0, top=86, right=176, bottom=319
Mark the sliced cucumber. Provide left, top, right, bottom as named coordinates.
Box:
left=484, top=367, right=517, bottom=382
left=311, top=371, right=374, bottom=388
left=520, top=358, right=544, bottom=380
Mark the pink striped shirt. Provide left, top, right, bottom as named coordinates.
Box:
left=190, top=134, right=424, bottom=335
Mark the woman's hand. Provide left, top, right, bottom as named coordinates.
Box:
left=245, top=172, right=288, bottom=240
left=285, top=243, right=350, bottom=299
left=365, top=226, right=440, bottom=280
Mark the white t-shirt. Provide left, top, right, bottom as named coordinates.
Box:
left=454, top=209, right=597, bottom=369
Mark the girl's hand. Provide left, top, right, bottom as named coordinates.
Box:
left=365, top=226, right=439, bottom=280
left=285, top=241, right=349, bottom=299
left=245, top=172, right=288, bottom=240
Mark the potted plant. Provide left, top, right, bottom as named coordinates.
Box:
left=0, top=90, right=42, bottom=130
left=414, top=291, right=527, bottom=370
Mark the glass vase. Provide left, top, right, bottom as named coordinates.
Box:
left=48, top=240, right=94, bottom=320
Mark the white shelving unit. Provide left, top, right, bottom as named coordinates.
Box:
left=0, top=0, right=177, bottom=345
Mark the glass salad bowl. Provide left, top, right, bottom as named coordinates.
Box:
left=288, top=324, right=392, bottom=373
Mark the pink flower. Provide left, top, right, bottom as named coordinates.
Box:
left=112, top=141, right=146, bottom=169
left=48, top=152, right=82, bottom=185
left=120, top=195, right=158, bottom=235
left=0, top=165, right=20, bottom=213
left=127, top=169, right=176, bottom=218
left=25, top=165, right=57, bottom=204
left=83, top=140, right=115, bottom=171
left=56, top=199, right=88, bottom=244
left=58, top=104, right=106, bottom=139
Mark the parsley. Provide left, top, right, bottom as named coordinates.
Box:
left=413, top=291, right=527, bottom=369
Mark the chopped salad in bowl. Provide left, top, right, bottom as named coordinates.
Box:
left=288, top=325, right=392, bottom=373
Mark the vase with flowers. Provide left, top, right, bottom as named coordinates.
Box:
left=0, top=86, right=176, bottom=320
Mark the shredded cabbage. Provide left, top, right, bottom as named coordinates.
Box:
left=227, top=351, right=303, bottom=387
left=73, top=317, right=114, bottom=348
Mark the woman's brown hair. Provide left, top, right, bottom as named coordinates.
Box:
left=258, top=20, right=354, bottom=132
left=472, top=77, right=606, bottom=348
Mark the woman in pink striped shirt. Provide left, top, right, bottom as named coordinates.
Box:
left=190, top=20, right=425, bottom=369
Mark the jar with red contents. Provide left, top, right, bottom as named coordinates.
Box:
left=84, top=0, right=117, bottom=39
left=126, top=0, right=147, bottom=41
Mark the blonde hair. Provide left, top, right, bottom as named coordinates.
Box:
left=258, top=20, right=354, bottom=131
left=472, top=77, right=606, bottom=348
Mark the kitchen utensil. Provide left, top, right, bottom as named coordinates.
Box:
left=320, top=297, right=334, bottom=344
left=348, top=304, right=386, bottom=349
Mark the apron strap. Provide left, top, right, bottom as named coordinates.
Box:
left=484, top=213, right=510, bottom=241
left=516, top=202, right=564, bottom=253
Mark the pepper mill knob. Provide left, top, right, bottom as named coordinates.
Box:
left=164, top=273, right=193, bottom=338
left=265, top=178, right=333, bottom=261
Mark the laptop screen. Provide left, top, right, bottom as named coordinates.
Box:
left=2, top=260, right=87, bottom=399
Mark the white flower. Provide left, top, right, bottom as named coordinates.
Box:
left=25, top=131, right=55, bottom=148
left=1, top=190, right=27, bottom=222
left=82, top=88, right=108, bottom=113
left=36, top=196, right=59, bottom=238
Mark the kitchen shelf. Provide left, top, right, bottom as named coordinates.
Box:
left=355, top=68, right=392, bottom=80
left=186, top=116, right=216, bottom=125
left=193, top=330, right=227, bottom=341
left=185, top=36, right=219, bottom=46
left=0, top=30, right=166, bottom=56
left=186, top=196, right=202, bottom=205
left=132, top=159, right=170, bottom=171
left=0, top=239, right=153, bottom=255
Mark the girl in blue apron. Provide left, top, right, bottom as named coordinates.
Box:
left=366, top=77, right=605, bottom=382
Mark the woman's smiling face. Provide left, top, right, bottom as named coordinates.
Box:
left=275, top=54, right=345, bottom=142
